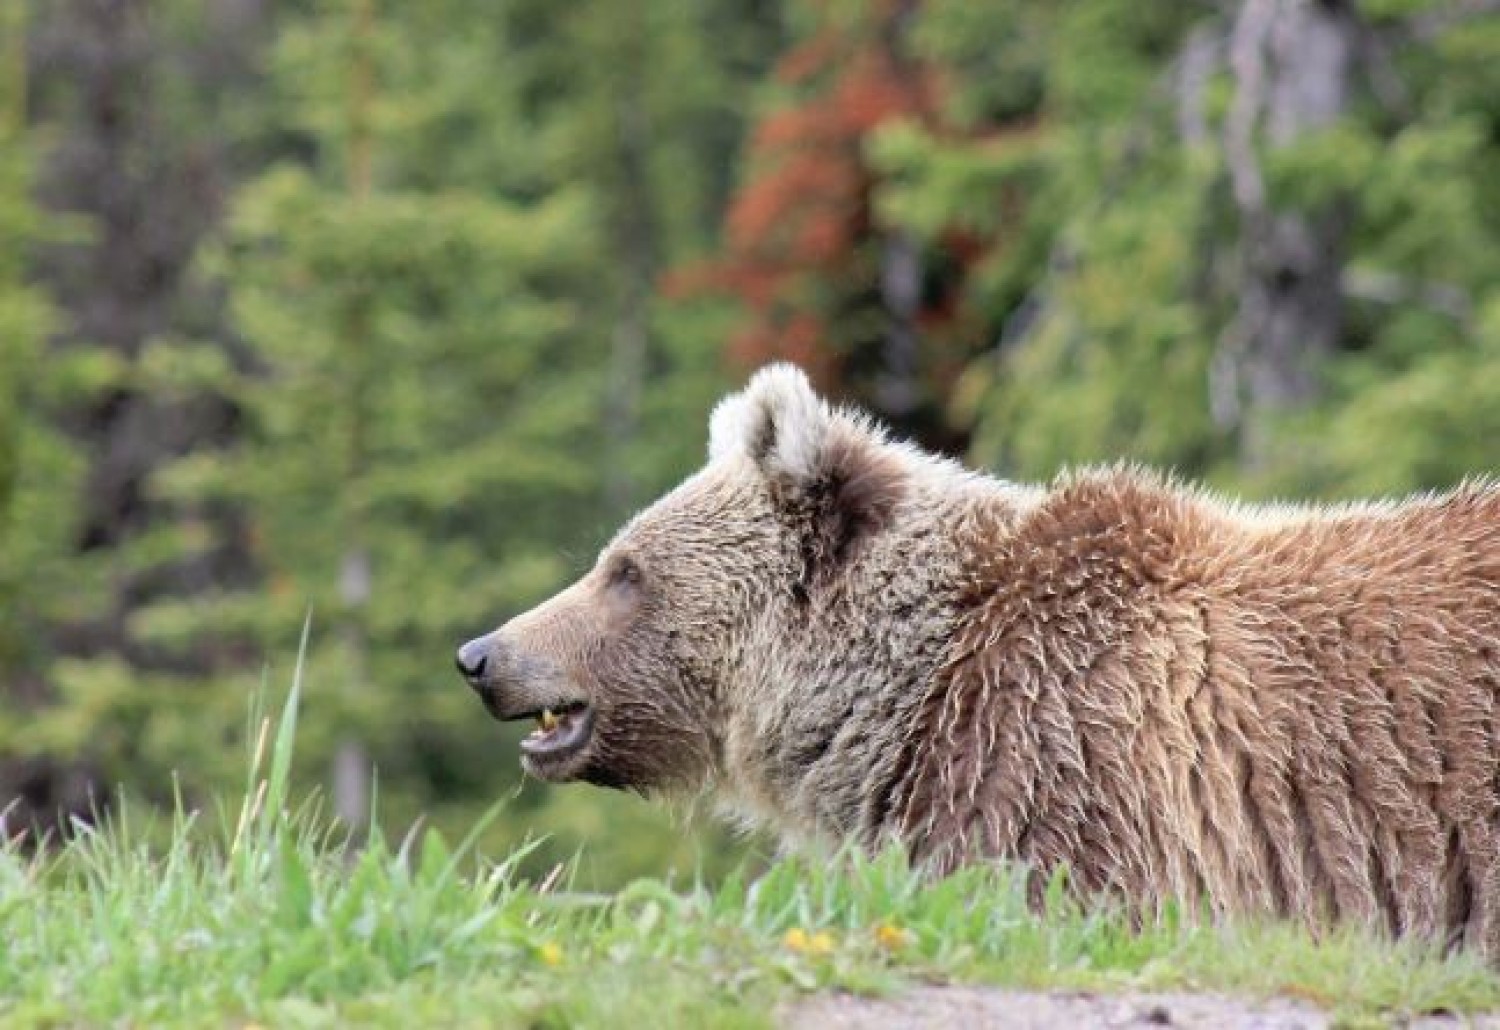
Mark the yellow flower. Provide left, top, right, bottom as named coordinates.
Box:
left=538, top=941, right=564, bottom=967
left=873, top=923, right=910, bottom=952
left=783, top=927, right=835, bottom=956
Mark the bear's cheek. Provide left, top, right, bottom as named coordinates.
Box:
left=586, top=704, right=712, bottom=792
left=577, top=640, right=717, bottom=789
left=583, top=633, right=672, bottom=712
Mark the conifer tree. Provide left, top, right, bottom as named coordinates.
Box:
left=205, top=0, right=609, bottom=836
left=866, top=0, right=1500, bottom=494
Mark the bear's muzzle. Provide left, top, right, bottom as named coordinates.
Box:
left=453, top=631, right=597, bottom=780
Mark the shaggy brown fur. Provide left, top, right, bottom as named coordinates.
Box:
left=458, top=365, right=1500, bottom=953
left=892, top=472, right=1500, bottom=950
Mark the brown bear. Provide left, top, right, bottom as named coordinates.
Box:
left=456, top=364, right=1500, bottom=950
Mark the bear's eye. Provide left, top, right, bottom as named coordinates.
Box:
left=607, top=556, right=643, bottom=591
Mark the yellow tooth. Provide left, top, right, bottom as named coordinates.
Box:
left=541, top=709, right=558, bottom=732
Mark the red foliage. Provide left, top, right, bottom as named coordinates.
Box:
left=688, top=8, right=934, bottom=366
left=667, top=1, right=1008, bottom=434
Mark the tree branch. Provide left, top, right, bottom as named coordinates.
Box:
left=1408, top=0, right=1500, bottom=41
left=1343, top=268, right=1473, bottom=325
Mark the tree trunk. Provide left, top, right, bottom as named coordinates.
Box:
left=603, top=0, right=657, bottom=518
left=0, top=0, right=30, bottom=684
left=1, top=0, right=21, bottom=134
left=334, top=0, right=375, bottom=833
left=877, top=228, right=922, bottom=419
left=1219, top=0, right=1356, bottom=469
left=874, top=0, right=926, bottom=429
left=0, top=0, right=27, bottom=519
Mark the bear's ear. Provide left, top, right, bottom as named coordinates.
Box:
left=708, top=363, right=830, bottom=481
left=709, top=364, right=907, bottom=587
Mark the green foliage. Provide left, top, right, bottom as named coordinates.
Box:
left=0, top=0, right=765, bottom=882
left=163, top=0, right=731, bottom=876
left=0, top=22, right=77, bottom=719
left=2, top=0, right=1497, bottom=892
left=1287, top=299, right=1500, bottom=495
left=876, top=0, right=1500, bottom=498
left=2, top=672, right=1498, bottom=1027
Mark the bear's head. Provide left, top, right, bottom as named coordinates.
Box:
left=455, top=365, right=910, bottom=793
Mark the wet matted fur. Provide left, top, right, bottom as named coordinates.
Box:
left=463, top=365, right=1500, bottom=953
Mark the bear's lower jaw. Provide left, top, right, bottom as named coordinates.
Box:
left=519, top=704, right=596, bottom=781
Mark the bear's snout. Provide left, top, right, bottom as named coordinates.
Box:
left=455, top=632, right=521, bottom=716
left=454, top=636, right=491, bottom=690
left=456, top=627, right=603, bottom=782
left=453, top=631, right=583, bottom=724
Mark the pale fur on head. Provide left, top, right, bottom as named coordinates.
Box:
left=708, top=363, right=834, bottom=480
left=706, top=362, right=994, bottom=499
left=695, top=365, right=1000, bottom=847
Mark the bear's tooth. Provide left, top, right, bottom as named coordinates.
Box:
left=541, top=708, right=558, bottom=732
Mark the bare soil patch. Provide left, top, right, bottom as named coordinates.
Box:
left=783, top=985, right=1497, bottom=1029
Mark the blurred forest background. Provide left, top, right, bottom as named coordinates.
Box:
left=0, top=0, right=1496, bottom=886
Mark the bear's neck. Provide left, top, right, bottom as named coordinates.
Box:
left=719, top=473, right=1040, bottom=850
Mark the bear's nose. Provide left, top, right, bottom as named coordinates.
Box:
left=455, top=637, right=491, bottom=690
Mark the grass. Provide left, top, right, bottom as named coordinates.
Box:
left=3, top=648, right=1500, bottom=1027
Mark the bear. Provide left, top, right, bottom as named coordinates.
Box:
left=456, top=364, right=1500, bottom=951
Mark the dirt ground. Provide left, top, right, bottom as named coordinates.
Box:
left=783, top=985, right=1499, bottom=1029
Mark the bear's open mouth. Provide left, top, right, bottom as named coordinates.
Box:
left=516, top=702, right=593, bottom=770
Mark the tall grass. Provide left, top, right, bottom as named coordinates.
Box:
left=2, top=640, right=1499, bottom=1027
